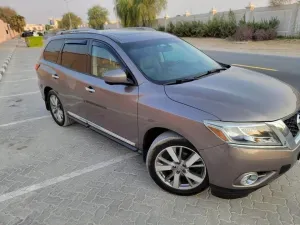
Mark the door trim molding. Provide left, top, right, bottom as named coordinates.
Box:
left=67, top=111, right=136, bottom=146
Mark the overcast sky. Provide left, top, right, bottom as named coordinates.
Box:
left=0, top=0, right=269, bottom=24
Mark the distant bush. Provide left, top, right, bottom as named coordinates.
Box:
left=235, top=17, right=279, bottom=41
left=165, top=12, right=279, bottom=41
left=232, top=26, right=254, bottom=41
left=37, top=32, right=44, bottom=36
left=157, top=25, right=165, bottom=31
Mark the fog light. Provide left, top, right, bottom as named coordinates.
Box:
left=240, top=172, right=259, bottom=186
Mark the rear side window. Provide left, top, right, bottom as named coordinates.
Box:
left=61, top=42, right=88, bottom=73
left=43, top=39, right=64, bottom=63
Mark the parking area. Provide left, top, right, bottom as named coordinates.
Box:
left=0, top=45, right=300, bottom=225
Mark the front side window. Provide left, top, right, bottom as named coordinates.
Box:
left=43, top=39, right=64, bottom=63
left=61, top=42, right=88, bottom=73
left=91, top=44, right=121, bottom=78
left=122, top=37, right=222, bottom=83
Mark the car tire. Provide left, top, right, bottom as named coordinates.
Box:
left=146, top=131, right=209, bottom=196
left=48, top=90, right=73, bottom=127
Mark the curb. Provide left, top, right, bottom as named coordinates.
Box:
left=0, top=42, right=18, bottom=82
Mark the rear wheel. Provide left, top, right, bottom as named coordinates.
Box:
left=146, top=132, right=209, bottom=196
left=48, top=90, right=73, bottom=127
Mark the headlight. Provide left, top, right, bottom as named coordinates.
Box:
left=204, top=121, right=283, bottom=146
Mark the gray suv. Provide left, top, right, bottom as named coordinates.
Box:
left=36, top=30, right=300, bottom=198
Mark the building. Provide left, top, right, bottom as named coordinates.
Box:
left=24, top=24, right=45, bottom=32
left=49, top=18, right=61, bottom=29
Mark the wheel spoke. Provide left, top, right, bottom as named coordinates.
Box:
left=54, top=112, right=59, bottom=121
left=178, top=147, right=183, bottom=162
left=184, top=171, right=203, bottom=184
left=189, top=164, right=205, bottom=168
left=173, top=173, right=180, bottom=188
left=185, top=175, right=194, bottom=187
left=157, top=156, right=174, bottom=166
left=50, top=96, right=56, bottom=106
left=54, top=96, right=58, bottom=106
left=57, top=110, right=63, bottom=121
left=185, top=153, right=201, bottom=168
left=165, top=171, right=175, bottom=181
left=156, top=165, right=173, bottom=172
left=166, top=147, right=179, bottom=163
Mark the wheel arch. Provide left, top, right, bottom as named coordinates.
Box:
left=44, top=86, right=53, bottom=110
left=141, top=127, right=196, bottom=161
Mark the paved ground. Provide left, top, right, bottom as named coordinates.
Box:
left=0, top=44, right=300, bottom=225
left=0, top=39, right=18, bottom=68
left=203, top=50, right=300, bottom=92
left=185, top=38, right=300, bottom=57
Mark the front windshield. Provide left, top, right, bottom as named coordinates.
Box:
left=122, top=37, right=222, bottom=83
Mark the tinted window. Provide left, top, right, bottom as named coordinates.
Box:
left=61, top=42, right=88, bottom=73
left=91, top=44, right=121, bottom=78
left=43, top=39, right=64, bottom=63
left=122, top=38, right=222, bottom=83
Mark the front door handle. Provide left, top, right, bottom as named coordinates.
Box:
left=85, top=86, right=95, bottom=93
left=52, top=74, right=59, bottom=79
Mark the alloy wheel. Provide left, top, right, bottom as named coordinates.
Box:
left=154, top=146, right=206, bottom=190
left=49, top=95, right=64, bottom=123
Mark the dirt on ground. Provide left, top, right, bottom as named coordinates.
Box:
left=184, top=37, right=300, bottom=57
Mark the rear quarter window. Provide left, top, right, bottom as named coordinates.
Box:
left=43, top=39, right=64, bottom=63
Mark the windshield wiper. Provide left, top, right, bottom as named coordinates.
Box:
left=165, top=67, right=227, bottom=85
left=206, top=68, right=227, bottom=74
left=165, top=77, right=199, bottom=85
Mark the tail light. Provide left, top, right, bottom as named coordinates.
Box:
left=35, top=64, right=40, bottom=71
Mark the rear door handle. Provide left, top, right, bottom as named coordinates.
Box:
left=52, top=74, right=59, bottom=79
left=85, top=86, right=95, bottom=93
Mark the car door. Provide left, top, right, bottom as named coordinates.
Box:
left=39, top=39, right=66, bottom=98
left=83, top=40, right=139, bottom=147
left=57, top=39, right=90, bottom=121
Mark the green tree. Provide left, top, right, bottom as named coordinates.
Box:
left=59, top=12, right=82, bottom=29
left=115, top=0, right=166, bottom=27
left=9, top=15, right=26, bottom=33
left=0, top=7, right=17, bottom=23
left=114, top=0, right=134, bottom=27
left=88, top=5, right=109, bottom=29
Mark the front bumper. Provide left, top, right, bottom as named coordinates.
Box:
left=201, top=143, right=300, bottom=193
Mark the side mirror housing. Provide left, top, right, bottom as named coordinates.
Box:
left=103, top=69, right=134, bottom=85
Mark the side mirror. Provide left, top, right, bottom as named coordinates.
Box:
left=103, top=69, right=134, bottom=85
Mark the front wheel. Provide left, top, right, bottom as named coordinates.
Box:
left=146, top=132, right=209, bottom=196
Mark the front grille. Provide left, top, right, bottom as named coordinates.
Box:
left=284, top=114, right=299, bottom=137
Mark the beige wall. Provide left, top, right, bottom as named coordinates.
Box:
left=0, top=19, right=11, bottom=43
left=157, top=3, right=300, bottom=36
left=0, top=19, right=18, bottom=43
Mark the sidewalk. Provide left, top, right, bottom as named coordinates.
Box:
left=0, top=38, right=19, bottom=66
left=184, top=38, right=300, bottom=57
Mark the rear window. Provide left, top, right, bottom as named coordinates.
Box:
left=43, top=39, right=64, bottom=63
left=61, top=42, right=88, bottom=73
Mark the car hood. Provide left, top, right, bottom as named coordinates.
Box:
left=165, top=66, right=300, bottom=122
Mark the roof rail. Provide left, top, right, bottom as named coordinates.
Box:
left=57, top=28, right=98, bottom=35
left=115, top=27, right=156, bottom=31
